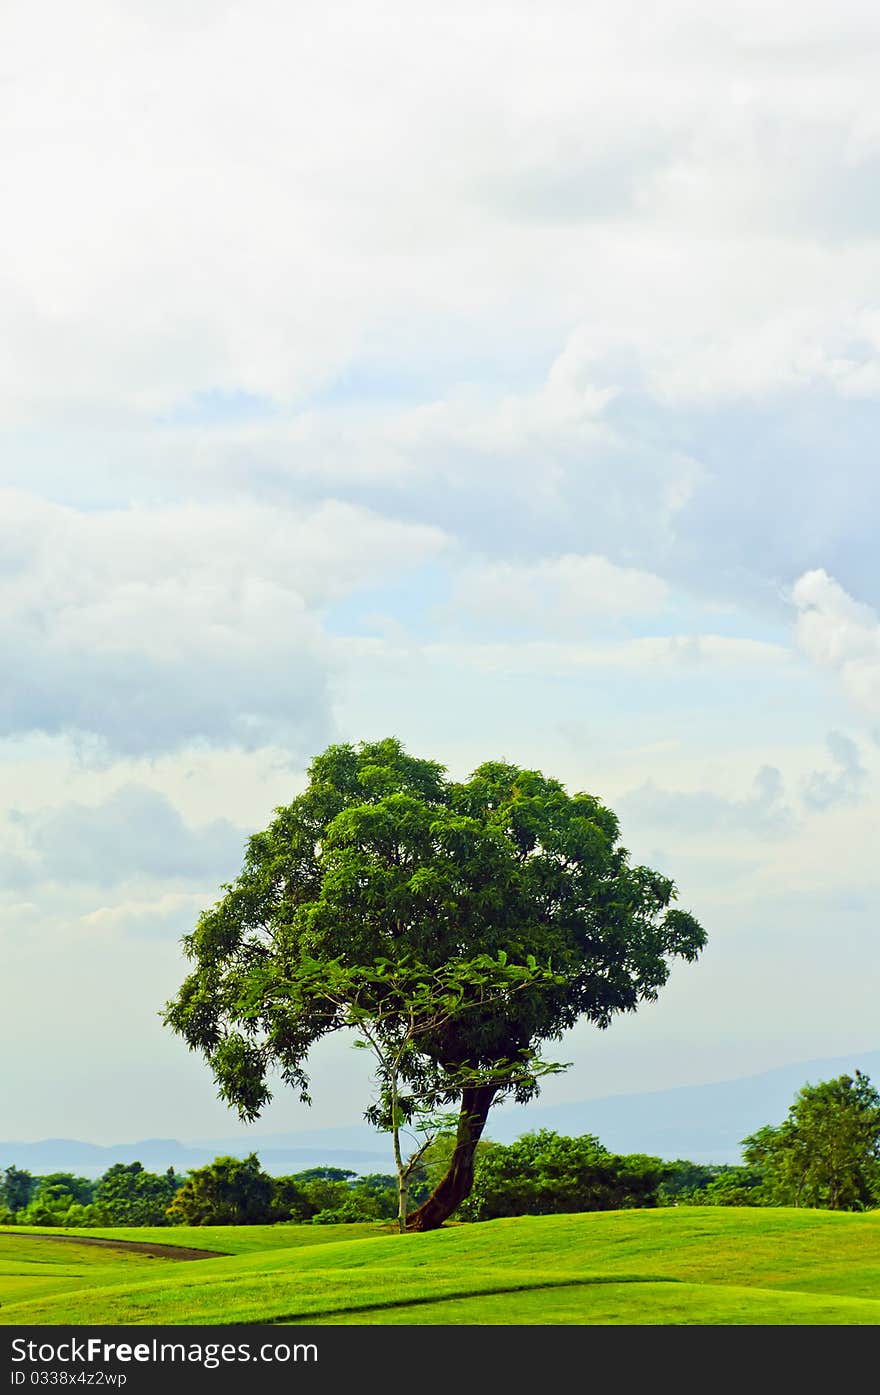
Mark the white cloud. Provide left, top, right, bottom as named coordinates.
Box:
left=5, top=0, right=880, bottom=622
left=0, top=491, right=448, bottom=753
left=442, top=553, right=668, bottom=634
left=1, top=785, right=248, bottom=888
left=617, top=733, right=871, bottom=839
left=79, top=891, right=208, bottom=942
left=4, top=0, right=880, bottom=1142
left=618, top=764, right=793, bottom=838
left=418, top=634, right=791, bottom=678
left=792, top=568, right=880, bottom=714
left=802, top=730, right=868, bottom=810
left=6, top=0, right=880, bottom=429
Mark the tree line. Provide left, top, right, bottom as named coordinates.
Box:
left=0, top=1142, right=673, bottom=1228
left=421, top=1069, right=880, bottom=1219
left=2, top=1068, right=877, bottom=1227
left=0, top=1158, right=411, bottom=1228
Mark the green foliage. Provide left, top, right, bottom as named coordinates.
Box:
left=677, top=1165, right=767, bottom=1207
left=35, top=1173, right=96, bottom=1207
left=309, top=1195, right=385, bottom=1224
left=286, top=1167, right=357, bottom=1183
left=351, top=1171, right=398, bottom=1195
left=94, top=1164, right=183, bottom=1227
left=1, top=1165, right=186, bottom=1229
left=457, top=1129, right=669, bottom=1220
left=160, top=1155, right=398, bottom=1227
left=163, top=738, right=706, bottom=1224
left=289, top=1174, right=351, bottom=1217
left=655, top=1159, right=722, bottom=1204
left=327, top=1173, right=401, bottom=1220
left=59, top=1204, right=98, bottom=1227
left=267, top=1176, right=314, bottom=1223
left=742, top=1070, right=880, bottom=1210
left=17, top=1199, right=87, bottom=1228
left=271, top=1169, right=401, bottom=1223
left=165, top=1154, right=281, bottom=1226
left=413, top=1131, right=491, bottom=1195
left=15, top=1174, right=98, bottom=1227
left=0, top=1167, right=37, bottom=1214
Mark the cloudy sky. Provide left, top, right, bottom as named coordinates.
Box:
left=2, top=0, right=879, bottom=1146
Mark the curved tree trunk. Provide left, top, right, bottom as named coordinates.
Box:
left=406, top=1083, right=497, bottom=1232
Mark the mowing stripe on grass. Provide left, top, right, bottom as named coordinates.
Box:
left=262, top=1273, right=682, bottom=1325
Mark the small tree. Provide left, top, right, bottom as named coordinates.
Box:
left=0, top=1166, right=37, bottom=1214
left=164, top=738, right=707, bottom=1230
left=742, top=1070, right=880, bottom=1211
left=655, top=1159, right=722, bottom=1205
left=34, top=1173, right=95, bottom=1207
left=267, top=1175, right=314, bottom=1222
left=94, top=1163, right=183, bottom=1227
left=19, top=1198, right=70, bottom=1227
left=165, top=1154, right=278, bottom=1226
left=349, top=1174, right=401, bottom=1219
left=677, top=1165, right=766, bottom=1207
left=17, top=1174, right=98, bottom=1226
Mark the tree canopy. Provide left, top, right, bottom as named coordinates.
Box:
left=0, top=1166, right=38, bottom=1214
left=94, top=1163, right=182, bottom=1226
left=456, top=1129, right=669, bottom=1220
left=166, top=1153, right=279, bottom=1226
left=163, top=737, right=706, bottom=1228
left=742, top=1070, right=880, bottom=1210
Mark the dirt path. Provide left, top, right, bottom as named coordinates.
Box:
left=0, top=1230, right=225, bottom=1260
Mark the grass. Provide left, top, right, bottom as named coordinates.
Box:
left=0, top=1207, right=878, bottom=1325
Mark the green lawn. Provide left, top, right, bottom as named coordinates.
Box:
left=1, top=1208, right=878, bottom=1325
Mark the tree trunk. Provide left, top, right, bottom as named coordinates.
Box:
left=390, top=1070, right=408, bottom=1234
left=406, top=1083, right=497, bottom=1232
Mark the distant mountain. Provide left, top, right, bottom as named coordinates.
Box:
left=2, top=1048, right=877, bottom=1175
left=0, top=1130, right=392, bottom=1178
left=485, top=1048, right=880, bottom=1164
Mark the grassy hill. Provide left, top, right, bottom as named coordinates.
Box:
left=1, top=1207, right=879, bottom=1325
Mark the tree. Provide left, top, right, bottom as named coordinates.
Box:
left=673, top=1164, right=766, bottom=1207
left=163, top=738, right=706, bottom=1230
left=0, top=1166, right=37, bottom=1214
left=270, top=1169, right=403, bottom=1224
left=165, top=1154, right=279, bottom=1226
left=15, top=1174, right=98, bottom=1226
left=34, top=1173, right=95, bottom=1207
left=94, top=1163, right=183, bottom=1227
left=267, top=1175, right=314, bottom=1222
left=284, top=1172, right=350, bottom=1217
left=742, top=1070, right=880, bottom=1211
left=287, top=1168, right=357, bottom=1184
left=655, top=1159, right=722, bottom=1205
left=18, top=1198, right=70, bottom=1227
left=457, top=1130, right=669, bottom=1221
left=350, top=1173, right=402, bottom=1216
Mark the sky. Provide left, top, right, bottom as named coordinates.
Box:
left=2, top=0, right=879, bottom=1146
